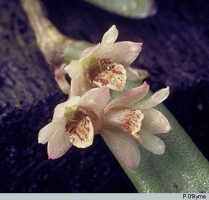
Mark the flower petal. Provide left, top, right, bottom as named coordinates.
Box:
left=92, top=62, right=126, bottom=91
left=142, top=108, right=171, bottom=134
left=65, top=60, right=90, bottom=96
left=105, top=82, right=149, bottom=112
left=71, top=73, right=91, bottom=96
left=47, top=119, right=72, bottom=159
left=52, top=96, right=81, bottom=121
left=38, top=122, right=56, bottom=144
left=80, top=87, right=110, bottom=118
left=103, top=41, right=143, bottom=66
left=69, top=116, right=94, bottom=148
left=141, top=129, right=165, bottom=155
left=126, top=67, right=149, bottom=81
left=101, top=25, right=118, bottom=44
left=65, top=60, right=91, bottom=96
left=80, top=44, right=99, bottom=59
left=105, top=109, right=144, bottom=141
left=52, top=101, right=67, bottom=122
left=135, top=86, right=170, bottom=110
left=102, top=129, right=140, bottom=171
left=64, top=60, right=83, bottom=79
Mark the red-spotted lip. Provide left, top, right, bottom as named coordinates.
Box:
left=89, top=58, right=127, bottom=91
left=67, top=113, right=94, bottom=149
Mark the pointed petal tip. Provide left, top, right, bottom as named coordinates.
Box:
left=143, top=108, right=172, bottom=134
left=38, top=137, right=44, bottom=144
left=111, top=24, right=117, bottom=29
left=164, top=122, right=172, bottom=133
left=141, top=131, right=166, bottom=155
left=138, top=42, right=143, bottom=47
left=127, top=67, right=149, bottom=82
left=136, top=85, right=170, bottom=109
left=109, top=24, right=118, bottom=33
left=142, top=81, right=149, bottom=88
left=102, top=25, right=119, bottom=44
left=155, top=145, right=166, bottom=155
left=47, top=144, right=70, bottom=160
left=166, top=86, right=170, bottom=93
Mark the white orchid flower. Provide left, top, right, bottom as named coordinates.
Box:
left=38, top=86, right=110, bottom=159
left=102, top=82, right=171, bottom=170
left=65, top=25, right=147, bottom=96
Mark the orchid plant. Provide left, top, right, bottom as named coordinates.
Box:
left=22, top=0, right=209, bottom=192
left=38, top=25, right=171, bottom=171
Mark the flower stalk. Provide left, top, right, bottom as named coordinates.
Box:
left=21, top=0, right=69, bottom=66
left=21, top=0, right=90, bottom=94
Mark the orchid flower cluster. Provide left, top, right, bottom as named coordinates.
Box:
left=38, top=25, right=171, bottom=170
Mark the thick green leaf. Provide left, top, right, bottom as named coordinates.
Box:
left=83, top=0, right=157, bottom=18
left=104, top=80, right=209, bottom=192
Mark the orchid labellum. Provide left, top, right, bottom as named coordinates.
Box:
left=64, top=25, right=148, bottom=96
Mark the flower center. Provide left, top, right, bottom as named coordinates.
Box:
left=106, top=109, right=144, bottom=142
left=121, top=109, right=144, bottom=142
left=65, top=110, right=94, bottom=148
left=88, top=58, right=126, bottom=91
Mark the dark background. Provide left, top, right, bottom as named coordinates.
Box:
left=0, top=0, right=208, bottom=192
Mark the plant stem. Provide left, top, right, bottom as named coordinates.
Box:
left=21, top=0, right=70, bottom=68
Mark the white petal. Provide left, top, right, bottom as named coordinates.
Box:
left=102, top=129, right=140, bottom=171
left=103, top=41, right=143, bottom=66
left=52, top=101, right=67, bottom=122
left=141, top=129, right=165, bottom=155
left=47, top=119, right=72, bottom=159
left=105, top=82, right=149, bottom=112
left=101, top=25, right=118, bottom=44
left=69, top=116, right=94, bottom=148
left=92, top=62, right=126, bottom=91
left=64, top=60, right=83, bottom=79
left=142, top=108, right=171, bottom=134
left=71, top=74, right=91, bottom=96
left=52, top=96, right=81, bottom=122
left=38, top=122, right=56, bottom=144
left=80, top=87, right=110, bottom=118
left=126, top=67, right=149, bottom=81
left=136, top=87, right=170, bottom=110
left=80, top=45, right=98, bottom=59
left=64, top=60, right=91, bottom=96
